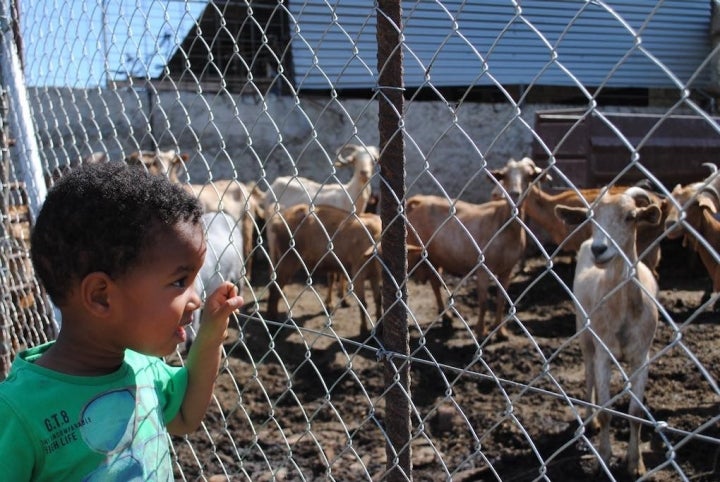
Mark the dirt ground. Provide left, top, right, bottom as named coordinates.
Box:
left=171, top=238, right=720, bottom=481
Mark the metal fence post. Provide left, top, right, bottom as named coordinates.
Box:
left=377, top=1, right=411, bottom=480
left=0, top=0, right=46, bottom=218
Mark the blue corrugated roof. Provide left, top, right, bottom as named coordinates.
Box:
left=289, top=0, right=713, bottom=90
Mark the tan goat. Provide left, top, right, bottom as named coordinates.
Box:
left=184, top=179, right=262, bottom=280
left=265, top=204, right=382, bottom=332
left=124, top=149, right=189, bottom=182
left=406, top=157, right=543, bottom=339
left=555, top=187, right=661, bottom=477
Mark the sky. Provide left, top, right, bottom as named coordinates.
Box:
left=19, top=0, right=208, bottom=88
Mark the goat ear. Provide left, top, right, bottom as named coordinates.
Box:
left=169, top=152, right=185, bottom=166
left=697, top=192, right=718, bottom=213
left=637, top=204, right=662, bottom=226
left=487, top=169, right=504, bottom=181
left=555, top=204, right=588, bottom=226
left=181, top=152, right=190, bottom=162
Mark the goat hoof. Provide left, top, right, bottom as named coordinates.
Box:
left=481, top=325, right=510, bottom=342
left=627, top=460, right=646, bottom=478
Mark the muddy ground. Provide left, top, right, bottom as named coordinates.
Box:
left=170, top=238, right=720, bottom=481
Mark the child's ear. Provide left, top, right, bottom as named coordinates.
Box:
left=80, top=272, right=113, bottom=316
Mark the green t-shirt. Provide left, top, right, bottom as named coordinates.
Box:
left=0, top=342, right=188, bottom=481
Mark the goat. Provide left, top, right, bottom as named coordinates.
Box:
left=265, top=204, right=382, bottom=333
left=406, top=157, right=543, bottom=339
left=555, top=187, right=661, bottom=477
left=259, top=144, right=378, bottom=219
left=125, top=149, right=189, bottom=183
left=186, top=211, right=244, bottom=350
left=322, top=211, right=384, bottom=309
left=665, top=184, right=720, bottom=302
left=126, top=150, right=262, bottom=281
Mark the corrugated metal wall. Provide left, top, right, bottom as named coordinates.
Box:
left=289, top=0, right=712, bottom=91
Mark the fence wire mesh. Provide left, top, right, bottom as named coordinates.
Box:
left=2, top=0, right=720, bottom=481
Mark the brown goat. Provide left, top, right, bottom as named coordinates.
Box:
left=406, top=157, right=543, bottom=339
left=265, top=204, right=382, bottom=332
left=665, top=185, right=720, bottom=298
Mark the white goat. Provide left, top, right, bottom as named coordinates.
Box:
left=259, top=144, right=378, bottom=218
left=406, top=157, right=543, bottom=339
left=555, top=187, right=661, bottom=477
left=186, top=211, right=244, bottom=350
left=265, top=204, right=382, bottom=332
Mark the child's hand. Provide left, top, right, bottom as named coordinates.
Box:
left=198, top=281, right=243, bottom=341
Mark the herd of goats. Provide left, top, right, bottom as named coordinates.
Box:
left=48, top=145, right=720, bottom=476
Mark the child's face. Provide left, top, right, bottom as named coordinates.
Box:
left=110, top=219, right=206, bottom=357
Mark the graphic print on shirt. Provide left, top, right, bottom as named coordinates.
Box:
left=78, top=386, right=171, bottom=481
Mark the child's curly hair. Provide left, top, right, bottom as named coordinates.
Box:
left=31, top=161, right=203, bottom=305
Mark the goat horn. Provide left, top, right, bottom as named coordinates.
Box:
left=335, top=144, right=362, bottom=163
left=624, top=186, right=653, bottom=207
left=702, top=162, right=718, bottom=174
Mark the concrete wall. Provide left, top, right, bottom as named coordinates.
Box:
left=26, top=88, right=676, bottom=204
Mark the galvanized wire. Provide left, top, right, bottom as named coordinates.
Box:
left=1, top=1, right=719, bottom=481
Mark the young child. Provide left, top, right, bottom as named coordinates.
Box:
left=0, top=161, right=243, bottom=480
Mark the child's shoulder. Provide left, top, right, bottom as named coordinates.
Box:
left=0, top=342, right=54, bottom=390
left=124, top=350, right=186, bottom=383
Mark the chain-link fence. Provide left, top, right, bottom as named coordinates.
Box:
left=2, top=0, right=720, bottom=480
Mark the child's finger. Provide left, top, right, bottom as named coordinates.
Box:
left=225, top=295, right=244, bottom=312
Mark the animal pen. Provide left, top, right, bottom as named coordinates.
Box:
left=2, top=0, right=720, bottom=480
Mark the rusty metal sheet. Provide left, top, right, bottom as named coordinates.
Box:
left=532, top=109, right=720, bottom=189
